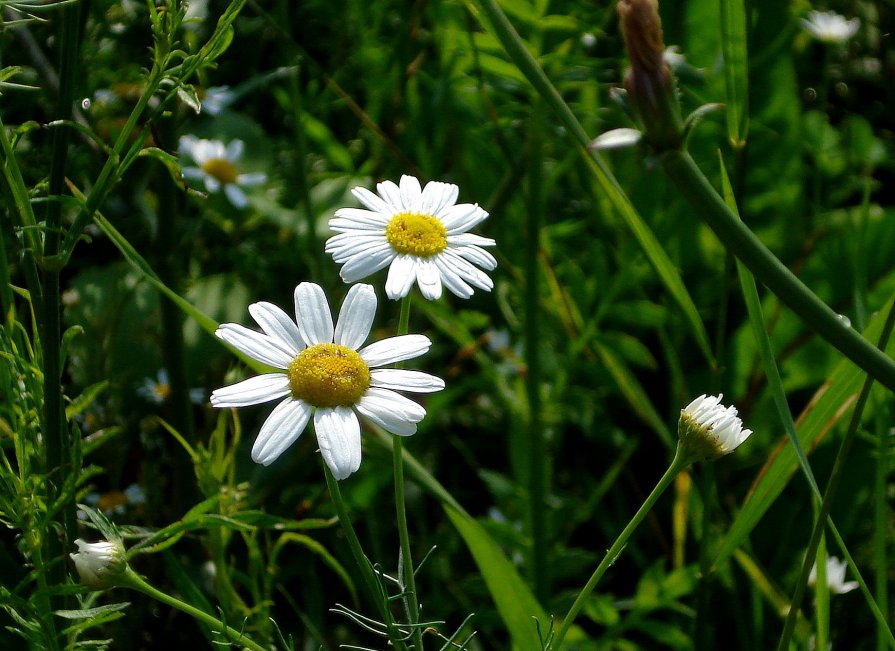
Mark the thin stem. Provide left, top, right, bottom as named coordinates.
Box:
left=875, top=402, right=890, bottom=651
left=393, top=296, right=422, bottom=649
left=660, top=150, right=895, bottom=392
left=551, top=445, right=689, bottom=650
left=776, top=300, right=895, bottom=651
left=122, top=569, right=268, bottom=651
left=324, top=462, right=409, bottom=650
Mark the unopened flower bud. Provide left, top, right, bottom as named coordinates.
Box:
left=70, top=538, right=127, bottom=589
left=617, top=0, right=684, bottom=150
left=678, top=394, right=752, bottom=462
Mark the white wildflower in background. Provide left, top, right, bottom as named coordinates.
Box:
left=678, top=394, right=752, bottom=461
left=70, top=539, right=127, bottom=589
left=211, top=282, right=444, bottom=479
left=179, top=136, right=266, bottom=209
left=200, top=86, right=236, bottom=116
left=326, top=175, right=497, bottom=300
left=137, top=369, right=204, bottom=405
left=800, top=10, right=859, bottom=44
left=809, top=556, right=859, bottom=595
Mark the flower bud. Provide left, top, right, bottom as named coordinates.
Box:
left=617, top=0, right=684, bottom=150
left=70, top=538, right=127, bottom=589
left=678, top=394, right=752, bottom=462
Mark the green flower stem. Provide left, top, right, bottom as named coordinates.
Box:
left=660, top=149, right=895, bottom=392
left=393, top=296, right=423, bottom=650
left=551, top=445, right=690, bottom=650
left=777, top=300, right=895, bottom=651
left=121, top=568, right=267, bottom=651
left=875, top=405, right=890, bottom=651
left=324, top=463, right=409, bottom=650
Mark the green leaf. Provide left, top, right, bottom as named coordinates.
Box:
left=719, top=0, right=749, bottom=146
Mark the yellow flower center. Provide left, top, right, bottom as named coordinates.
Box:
left=201, top=158, right=239, bottom=185
left=287, top=343, right=370, bottom=408
left=385, top=212, right=448, bottom=258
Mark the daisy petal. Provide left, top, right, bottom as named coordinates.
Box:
left=433, top=256, right=474, bottom=298
left=237, top=172, right=267, bottom=186
left=225, top=184, right=248, bottom=208
left=315, top=406, right=362, bottom=480
left=248, top=301, right=303, bottom=352
left=421, top=181, right=459, bottom=215
left=440, top=203, right=489, bottom=233
left=331, top=207, right=391, bottom=229
left=359, top=334, right=432, bottom=367
left=370, top=369, right=445, bottom=393
left=356, top=387, right=426, bottom=436
left=211, top=373, right=291, bottom=407
left=251, top=399, right=312, bottom=465
left=225, top=139, right=244, bottom=161
left=215, top=323, right=294, bottom=368
left=334, top=284, right=377, bottom=349
left=205, top=176, right=221, bottom=193
left=294, top=282, right=334, bottom=346
left=442, top=250, right=494, bottom=291
left=339, top=246, right=396, bottom=283
left=452, top=244, right=498, bottom=270
left=352, top=186, right=393, bottom=214
left=399, top=175, right=423, bottom=211
left=447, top=232, right=497, bottom=249
left=416, top=259, right=443, bottom=300
left=385, top=255, right=418, bottom=300
left=376, top=180, right=402, bottom=211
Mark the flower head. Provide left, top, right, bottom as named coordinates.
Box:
left=137, top=369, right=205, bottom=405
left=678, top=394, right=752, bottom=461
left=211, top=283, right=444, bottom=479
left=70, top=538, right=127, bottom=589
left=179, top=136, right=266, bottom=209
left=326, top=175, right=497, bottom=300
left=800, top=10, right=859, bottom=44
left=809, top=556, right=859, bottom=595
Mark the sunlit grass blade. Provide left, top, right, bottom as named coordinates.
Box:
left=719, top=0, right=749, bottom=147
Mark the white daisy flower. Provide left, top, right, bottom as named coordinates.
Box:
left=326, top=175, right=497, bottom=300
left=70, top=538, right=127, bottom=589
left=678, top=393, right=752, bottom=461
left=800, top=10, right=860, bottom=44
left=809, top=556, right=859, bottom=595
left=137, top=369, right=205, bottom=405
left=179, top=136, right=266, bottom=209
left=210, top=282, right=444, bottom=479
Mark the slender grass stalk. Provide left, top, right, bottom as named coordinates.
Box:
left=121, top=568, right=268, bottom=651
left=814, top=536, right=830, bottom=651
left=324, top=462, right=409, bottom=651
left=875, top=402, right=890, bottom=651
left=525, top=100, right=548, bottom=604
left=776, top=301, right=895, bottom=651
left=551, top=444, right=690, bottom=650
left=392, top=296, right=423, bottom=650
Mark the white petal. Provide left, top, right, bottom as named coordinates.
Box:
left=326, top=233, right=389, bottom=259
left=225, top=184, right=248, bottom=208
left=315, top=406, right=362, bottom=480
left=376, top=180, right=402, bottom=212
left=442, top=250, right=494, bottom=291
left=237, top=172, right=267, bottom=186
left=248, top=301, right=303, bottom=353
left=339, top=246, right=396, bottom=283
left=225, top=139, right=244, bottom=161
left=205, top=176, right=221, bottom=193
left=251, top=399, right=312, bottom=465
left=440, top=203, right=489, bottom=234
left=356, top=387, right=426, bottom=436
left=352, top=186, right=393, bottom=214
left=416, top=259, right=443, bottom=300
left=334, top=284, right=377, bottom=349
left=447, top=232, right=497, bottom=249
left=370, top=369, right=445, bottom=393
left=215, top=323, right=294, bottom=368
left=359, top=334, right=431, bottom=367
left=181, top=167, right=205, bottom=181
left=399, top=175, right=423, bottom=211
left=211, top=373, right=291, bottom=408
left=331, top=208, right=390, bottom=229
left=433, top=256, right=474, bottom=298
left=385, top=255, right=417, bottom=300
left=421, top=181, right=458, bottom=216
left=452, top=244, right=498, bottom=270
left=294, top=283, right=334, bottom=346
left=178, top=135, right=199, bottom=157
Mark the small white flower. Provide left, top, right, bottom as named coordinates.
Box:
left=137, top=369, right=204, bottom=405
left=179, top=136, right=266, bottom=209
left=326, top=175, right=497, bottom=300
left=200, top=86, right=236, bottom=116
left=809, top=556, right=859, bottom=595
left=70, top=538, right=127, bottom=589
left=678, top=394, right=752, bottom=461
left=211, top=282, right=445, bottom=479
left=800, top=10, right=860, bottom=44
